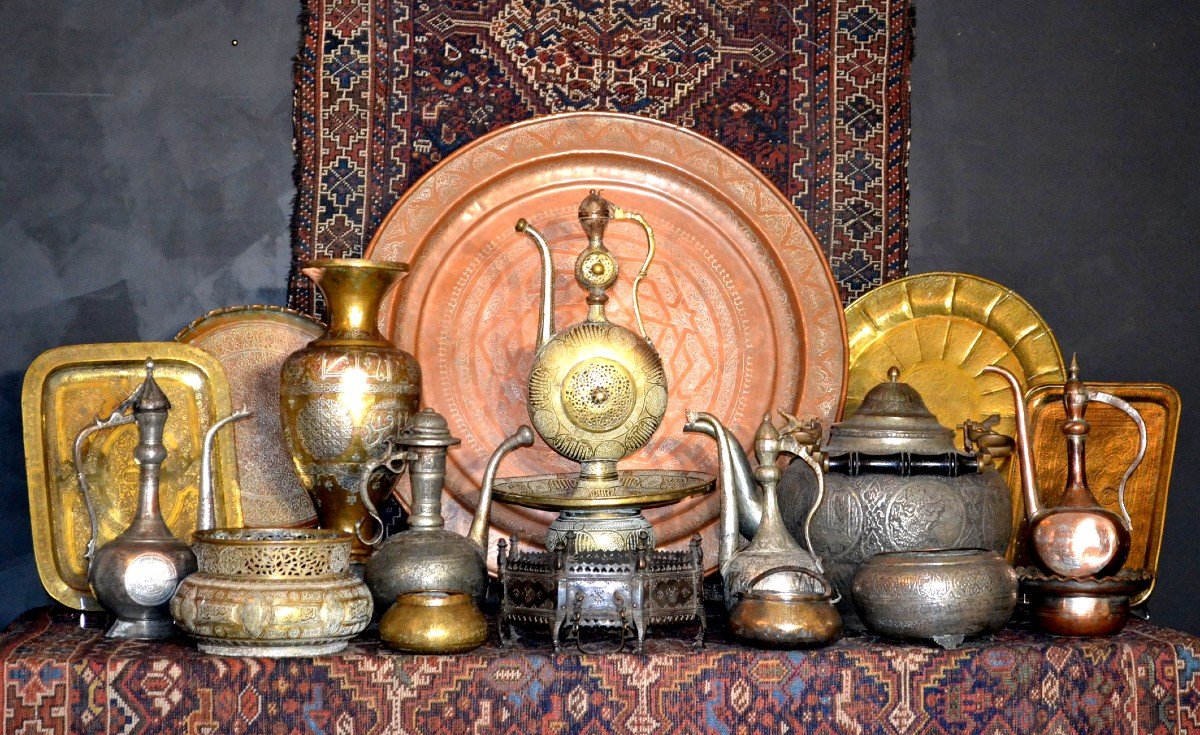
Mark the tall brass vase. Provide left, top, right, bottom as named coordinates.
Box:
left=280, top=259, right=421, bottom=563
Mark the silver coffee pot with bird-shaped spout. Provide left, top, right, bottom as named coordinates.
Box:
left=74, top=358, right=249, bottom=638
left=357, top=408, right=533, bottom=605
left=684, top=412, right=842, bottom=646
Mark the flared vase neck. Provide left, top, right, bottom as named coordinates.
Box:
left=303, top=260, right=407, bottom=345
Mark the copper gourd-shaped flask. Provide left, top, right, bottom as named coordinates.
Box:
left=986, top=357, right=1143, bottom=578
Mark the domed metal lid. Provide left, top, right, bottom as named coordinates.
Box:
left=398, top=408, right=461, bottom=448
left=827, top=367, right=957, bottom=454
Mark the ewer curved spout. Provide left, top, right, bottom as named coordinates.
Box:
left=199, top=407, right=252, bottom=531
left=981, top=364, right=1044, bottom=519
left=516, top=219, right=555, bottom=350
left=468, top=425, right=535, bottom=550
left=683, top=411, right=763, bottom=567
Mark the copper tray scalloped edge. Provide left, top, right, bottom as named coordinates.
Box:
left=365, top=111, right=847, bottom=573
left=1008, top=381, right=1180, bottom=606
left=176, top=304, right=324, bottom=528
left=22, top=342, right=244, bottom=610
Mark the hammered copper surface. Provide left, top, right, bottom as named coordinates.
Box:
left=21, top=343, right=243, bottom=610
left=366, top=112, right=847, bottom=570
left=845, top=272, right=1067, bottom=474
left=176, top=305, right=323, bottom=528
left=1009, top=383, right=1179, bottom=605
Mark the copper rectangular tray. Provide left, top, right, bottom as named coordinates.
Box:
left=1008, top=382, right=1180, bottom=605
left=22, top=343, right=244, bottom=610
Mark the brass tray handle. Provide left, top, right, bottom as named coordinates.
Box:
left=610, top=205, right=656, bottom=343
left=355, top=440, right=412, bottom=548
left=1086, top=389, right=1147, bottom=531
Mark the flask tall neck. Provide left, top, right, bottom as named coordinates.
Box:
left=133, top=408, right=171, bottom=531
left=406, top=447, right=446, bottom=530
left=1060, top=363, right=1099, bottom=508
left=303, top=260, right=407, bottom=345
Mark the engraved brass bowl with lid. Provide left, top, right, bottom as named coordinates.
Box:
left=171, top=528, right=373, bottom=657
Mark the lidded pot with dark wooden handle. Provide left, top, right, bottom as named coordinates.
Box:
left=776, top=367, right=1013, bottom=609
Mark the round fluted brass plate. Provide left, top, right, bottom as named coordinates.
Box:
left=492, top=470, right=714, bottom=510
left=845, top=272, right=1066, bottom=448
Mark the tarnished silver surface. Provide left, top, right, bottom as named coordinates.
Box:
left=360, top=409, right=532, bottom=606
left=851, top=549, right=1017, bottom=648
left=682, top=412, right=835, bottom=614
left=776, top=370, right=1012, bottom=614
left=80, top=361, right=195, bottom=639
left=544, top=509, right=654, bottom=552
left=497, top=532, right=705, bottom=653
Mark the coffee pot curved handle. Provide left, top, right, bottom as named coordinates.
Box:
left=609, top=205, right=656, bottom=343
left=354, top=440, right=411, bottom=548
left=73, top=408, right=136, bottom=561
left=1086, top=389, right=1146, bottom=532
left=744, top=565, right=839, bottom=603
left=777, top=412, right=827, bottom=572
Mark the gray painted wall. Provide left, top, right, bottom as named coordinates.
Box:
left=1, top=3, right=1196, bottom=632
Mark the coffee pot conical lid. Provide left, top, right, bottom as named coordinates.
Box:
left=827, top=367, right=958, bottom=454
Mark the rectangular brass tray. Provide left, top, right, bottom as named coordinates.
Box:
left=1008, top=382, right=1180, bottom=605
left=22, top=343, right=244, bottom=610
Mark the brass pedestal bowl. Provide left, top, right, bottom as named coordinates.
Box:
left=171, top=529, right=373, bottom=657
left=492, top=469, right=712, bottom=552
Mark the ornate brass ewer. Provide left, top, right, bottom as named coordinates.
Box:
left=489, top=191, right=712, bottom=551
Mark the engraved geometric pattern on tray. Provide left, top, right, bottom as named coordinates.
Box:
left=290, top=0, right=913, bottom=313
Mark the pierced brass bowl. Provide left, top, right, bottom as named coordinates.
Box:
left=170, top=529, right=373, bottom=657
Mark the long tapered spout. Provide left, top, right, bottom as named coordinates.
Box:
left=469, top=425, right=535, bottom=550
left=981, top=365, right=1043, bottom=518
left=199, top=407, right=252, bottom=531
left=516, top=219, right=554, bottom=350
left=684, top=411, right=762, bottom=567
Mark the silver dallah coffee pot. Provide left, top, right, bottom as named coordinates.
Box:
left=74, top=358, right=249, bottom=638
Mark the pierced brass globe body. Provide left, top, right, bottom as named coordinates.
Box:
left=495, top=192, right=710, bottom=551
left=522, top=192, right=667, bottom=490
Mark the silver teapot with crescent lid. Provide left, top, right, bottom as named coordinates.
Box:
left=769, top=367, right=1014, bottom=614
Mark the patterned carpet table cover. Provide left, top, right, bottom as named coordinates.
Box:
left=3, top=607, right=1200, bottom=734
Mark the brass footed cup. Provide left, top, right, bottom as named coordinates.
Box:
left=379, top=591, right=488, bottom=654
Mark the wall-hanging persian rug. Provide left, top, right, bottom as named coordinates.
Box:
left=290, top=0, right=913, bottom=313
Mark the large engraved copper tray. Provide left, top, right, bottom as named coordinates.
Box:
left=366, top=112, right=847, bottom=571
left=176, top=305, right=323, bottom=528
left=1008, top=382, right=1179, bottom=605
left=22, top=343, right=244, bottom=610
